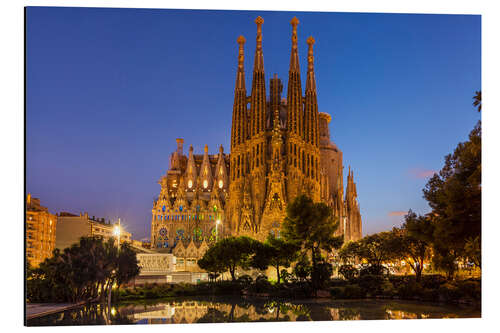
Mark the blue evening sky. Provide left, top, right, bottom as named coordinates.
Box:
left=26, top=7, right=481, bottom=240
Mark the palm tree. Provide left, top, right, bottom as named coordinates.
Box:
left=473, top=91, right=481, bottom=112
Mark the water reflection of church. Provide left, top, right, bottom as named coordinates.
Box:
left=120, top=300, right=429, bottom=323
left=149, top=16, right=363, bottom=267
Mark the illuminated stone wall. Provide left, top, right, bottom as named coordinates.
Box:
left=26, top=194, right=57, bottom=267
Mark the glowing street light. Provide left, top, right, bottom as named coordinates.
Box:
left=216, top=219, right=221, bottom=242
left=113, top=218, right=121, bottom=251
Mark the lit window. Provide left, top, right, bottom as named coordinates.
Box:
left=49, top=220, right=52, bottom=225
left=188, top=180, right=193, bottom=188
left=203, top=180, right=208, bottom=188
left=218, top=180, right=223, bottom=188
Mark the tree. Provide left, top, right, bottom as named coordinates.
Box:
left=252, top=234, right=300, bottom=283
left=356, top=232, right=396, bottom=268
left=26, top=236, right=140, bottom=303
left=423, top=119, right=481, bottom=275
left=197, top=249, right=226, bottom=280
left=464, top=236, right=481, bottom=268
left=338, top=264, right=358, bottom=280
left=473, top=90, right=481, bottom=112
left=292, top=254, right=312, bottom=282
left=115, top=242, right=141, bottom=290
left=387, top=211, right=434, bottom=282
left=282, top=195, right=343, bottom=290
left=197, top=236, right=259, bottom=281
left=338, top=241, right=361, bottom=265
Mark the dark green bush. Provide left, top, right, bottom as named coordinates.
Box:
left=456, top=280, right=481, bottom=301
left=420, top=274, right=447, bottom=289
left=329, top=278, right=348, bottom=288
left=438, top=283, right=462, bottom=302
left=237, top=274, right=253, bottom=286
left=342, top=284, right=366, bottom=299
left=330, top=286, right=345, bottom=298
left=388, top=275, right=414, bottom=289
left=396, top=281, right=424, bottom=299
left=338, top=264, right=358, bottom=281
left=357, top=274, right=387, bottom=296
left=359, top=264, right=388, bottom=277
left=253, top=275, right=273, bottom=293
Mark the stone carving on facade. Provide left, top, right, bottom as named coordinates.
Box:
left=149, top=16, right=363, bottom=263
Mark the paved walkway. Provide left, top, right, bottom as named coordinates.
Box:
left=26, top=302, right=85, bottom=320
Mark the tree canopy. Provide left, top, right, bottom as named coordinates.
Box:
left=197, top=236, right=259, bottom=281
left=252, top=234, right=300, bottom=283
left=282, top=195, right=343, bottom=289
left=423, top=120, right=481, bottom=275
left=26, top=236, right=140, bottom=303
left=388, top=210, right=434, bottom=281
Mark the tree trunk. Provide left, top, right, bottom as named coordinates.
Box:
left=230, top=266, right=236, bottom=281
left=276, top=265, right=280, bottom=284
left=311, top=247, right=318, bottom=295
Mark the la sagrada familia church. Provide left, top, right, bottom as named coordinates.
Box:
left=150, top=17, right=362, bottom=261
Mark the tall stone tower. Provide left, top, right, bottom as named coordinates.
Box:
left=150, top=16, right=363, bottom=257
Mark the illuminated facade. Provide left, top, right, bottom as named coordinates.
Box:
left=56, top=212, right=131, bottom=251
left=150, top=17, right=362, bottom=258
left=26, top=194, right=57, bottom=267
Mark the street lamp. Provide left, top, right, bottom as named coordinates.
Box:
left=216, top=219, right=221, bottom=242
left=113, top=218, right=121, bottom=251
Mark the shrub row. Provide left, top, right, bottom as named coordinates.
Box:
left=328, top=275, right=480, bottom=304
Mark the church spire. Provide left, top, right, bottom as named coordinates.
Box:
left=231, top=35, right=247, bottom=149
left=287, top=16, right=303, bottom=138
left=305, top=36, right=319, bottom=147
left=250, top=16, right=266, bottom=137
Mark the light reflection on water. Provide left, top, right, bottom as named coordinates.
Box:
left=27, top=297, right=480, bottom=326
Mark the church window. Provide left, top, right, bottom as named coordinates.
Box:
left=209, top=228, right=217, bottom=242
left=218, top=179, right=223, bottom=189
left=193, top=227, right=203, bottom=242
left=243, top=222, right=251, bottom=231
left=213, top=205, right=217, bottom=212
left=179, top=205, right=183, bottom=212
left=188, top=180, right=193, bottom=189
left=176, top=229, right=185, bottom=241
left=196, top=205, right=200, bottom=212
left=162, top=205, right=166, bottom=212
left=159, top=228, right=168, bottom=237
left=203, top=180, right=208, bottom=188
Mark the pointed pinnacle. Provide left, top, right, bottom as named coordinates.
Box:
left=307, top=36, right=315, bottom=46
left=237, top=35, right=246, bottom=45
left=290, top=16, right=299, bottom=29
left=255, top=16, right=264, bottom=27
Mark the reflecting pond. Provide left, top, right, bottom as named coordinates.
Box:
left=27, top=297, right=480, bottom=326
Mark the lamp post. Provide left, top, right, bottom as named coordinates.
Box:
left=216, top=219, right=221, bottom=242
left=113, top=218, right=121, bottom=251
